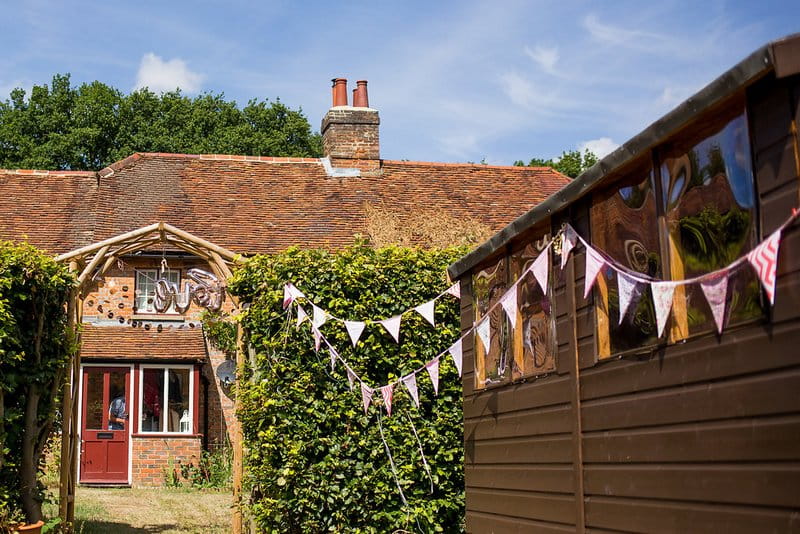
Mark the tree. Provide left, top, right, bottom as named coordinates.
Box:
left=0, top=74, right=323, bottom=171
left=514, top=148, right=598, bottom=178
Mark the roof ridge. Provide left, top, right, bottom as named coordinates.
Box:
left=0, top=168, right=97, bottom=176
left=381, top=159, right=560, bottom=172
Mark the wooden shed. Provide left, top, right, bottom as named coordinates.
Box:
left=448, top=34, right=800, bottom=533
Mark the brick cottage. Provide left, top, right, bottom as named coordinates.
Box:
left=0, top=79, right=568, bottom=486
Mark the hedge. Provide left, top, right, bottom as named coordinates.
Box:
left=228, top=242, right=466, bottom=533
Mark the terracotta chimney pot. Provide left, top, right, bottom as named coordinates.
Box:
left=353, top=80, right=369, bottom=108
left=331, top=78, right=348, bottom=107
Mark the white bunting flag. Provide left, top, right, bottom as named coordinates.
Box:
left=328, top=346, right=338, bottom=372
left=296, top=305, right=309, bottom=328
left=360, top=383, right=373, bottom=414
left=344, top=320, right=366, bottom=347
left=346, top=367, right=358, bottom=391
left=381, top=384, right=395, bottom=416
left=379, top=315, right=402, bottom=343
left=532, top=246, right=550, bottom=294
left=448, top=339, right=463, bottom=377
left=445, top=281, right=460, bottom=299
left=476, top=317, right=491, bottom=354
left=617, top=272, right=640, bottom=324
left=425, top=358, right=440, bottom=395
left=283, top=284, right=295, bottom=309
left=402, top=373, right=420, bottom=408
left=747, top=229, right=782, bottom=305
left=584, top=246, right=606, bottom=299
left=312, top=327, right=322, bottom=352
left=700, top=273, right=729, bottom=334
left=561, top=225, right=578, bottom=269
left=652, top=281, right=677, bottom=338
left=414, top=300, right=436, bottom=327
left=312, top=305, right=327, bottom=329
left=500, top=285, right=518, bottom=329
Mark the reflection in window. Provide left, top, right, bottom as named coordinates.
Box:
left=167, top=369, right=190, bottom=433
left=140, top=366, right=193, bottom=434
left=141, top=368, right=164, bottom=432
left=472, top=258, right=509, bottom=389
left=85, top=371, right=104, bottom=430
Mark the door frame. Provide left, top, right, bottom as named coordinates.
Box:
left=77, top=363, right=134, bottom=485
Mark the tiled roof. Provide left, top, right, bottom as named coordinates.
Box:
left=0, top=153, right=569, bottom=255
left=80, top=324, right=207, bottom=361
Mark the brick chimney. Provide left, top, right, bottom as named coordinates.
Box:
left=321, top=78, right=380, bottom=172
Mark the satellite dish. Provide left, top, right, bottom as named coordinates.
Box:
left=216, top=360, right=236, bottom=386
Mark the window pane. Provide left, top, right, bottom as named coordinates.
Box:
left=660, top=110, right=762, bottom=336
left=84, top=371, right=105, bottom=430
left=510, top=242, right=555, bottom=378
left=136, top=270, right=179, bottom=313
left=141, top=368, right=164, bottom=432
left=108, top=371, right=127, bottom=431
left=472, top=258, right=509, bottom=388
left=167, top=369, right=191, bottom=433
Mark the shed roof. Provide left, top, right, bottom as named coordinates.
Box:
left=80, top=324, right=207, bottom=361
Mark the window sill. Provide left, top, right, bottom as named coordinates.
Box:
left=132, top=314, right=186, bottom=322
left=133, top=433, right=202, bottom=438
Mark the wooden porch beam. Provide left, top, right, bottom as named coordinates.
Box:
left=55, top=223, right=160, bottom=263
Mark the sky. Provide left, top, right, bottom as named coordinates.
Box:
left=1, top=0, right=798, bottom=165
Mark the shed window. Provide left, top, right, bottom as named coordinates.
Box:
left=472, top=258, right=510, bottom=389
left=139, top=365, right=194, bottom=434
left=135, top=270, right=180, bottom=314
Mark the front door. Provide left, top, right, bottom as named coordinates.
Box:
left=80, top=366, right=130, bottom=484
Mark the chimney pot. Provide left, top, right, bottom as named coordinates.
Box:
left=331, top=78, right=348, bottom=107
left=353, top=80, right=369, bottom=108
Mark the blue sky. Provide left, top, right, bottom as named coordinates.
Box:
left=1, top=1, right=798, bottom=165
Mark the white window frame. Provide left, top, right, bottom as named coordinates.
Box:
left=135, top=269, right=180, bottom=314
left=138, top=364, right=194, bottom=435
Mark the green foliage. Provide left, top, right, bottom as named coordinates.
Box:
left=0, top=241, right=75, bottom=523
left=180, top=445, right=233, bottom=490
left=0, top=74, right=323, bottom=171
left=228, top=243, right=467, bottom=533
left=200, top=310, right=237, bottom=358
left=514, top=148, right=598, bottom=178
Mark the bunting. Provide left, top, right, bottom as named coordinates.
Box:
left=561, top=225, right=578, bottom=269
left=379, top=315, right=403, bottom=343
left=361, top=383, right=374, bottom=414
left=617, top=272, right=640, bottom=324
left=532, top=246, right=550, bottom=293
left=296, top=305, right=309, bottom=328
left=381, top=384, right=395, bottom=416
left=445, top=281, right=460, bottom=299
left=329, top=346, right=338, bottom=371
left=414, top=300, right=436, bottom=327
left=475, top=316, right=491, bottom=354
left=584, top=246, right=606, bottom=299
left=500, top=285, right=518, bottom=329
left=700, top=273, right=728, bottom=334
left=312, top=327, right=322, bottom=352
left=425, top=358, right=440, bottom=395
left=652, top=281, right=677, bottom=337
left=448, top=339, right=463, bottom=377
left=747, top=229, right=781, bottom=305
left=402, top=373, right=420, bottom=408
left=346, top=367, right=358, bottom=391
left=312, top=305, right=328, bottom=329
left=344, top=320, right=366, bottom=347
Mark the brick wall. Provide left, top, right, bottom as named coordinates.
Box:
left=321, top=107, right=380, bottom=170
left=131, top=436, right=202, bottom=486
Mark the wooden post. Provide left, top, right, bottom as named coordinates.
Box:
left=59, top=261, right=79, bottom=530
left=566, top=255, right=586, bottom=532
left=232, top=322, right=245, bottom=534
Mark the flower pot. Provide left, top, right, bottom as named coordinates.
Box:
left=15, top=520, right=45, bottom=534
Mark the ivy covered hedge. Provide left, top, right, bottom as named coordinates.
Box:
left=0, top=242, right=74, bottom=525
left=228, top=243, right=466, bottom=533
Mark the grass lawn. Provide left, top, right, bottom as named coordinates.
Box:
left=44, top=487, right=232, bottom=533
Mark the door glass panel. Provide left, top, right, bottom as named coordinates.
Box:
left=108, top=370, right=128, bottom=431
left=142, top=368, right=164, bottom=432
left=472, top=258, right=509, bottom=389
left=167, top=369, right=191, bottom=433
left=84, top=371, right=104, bottom=430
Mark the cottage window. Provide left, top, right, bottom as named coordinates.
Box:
left=472, top=258, right=510, bottom=389
left=139, top=365, right=194, bottom=434
left=135, top=270, right=180, bottom=314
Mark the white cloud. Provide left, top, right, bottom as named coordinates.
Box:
left=0, top=79, right=32, bottom=100
left=579, top=137, right=619, bottom=159
left=500, top=72, right=538, bottom=108
left=135, top=53, right=203, bottom=93
left=524, top=45, right=559, bottom=74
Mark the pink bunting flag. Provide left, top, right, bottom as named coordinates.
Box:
left=500, top=285, right=518, bottom=329
left=312, top=305, right=327, bottom=329
left=561, top=225, right=578, bottom=269
left=346, top=367, right=358, bottom=391
left=296, top=305, right=309, bottom=328
left=360, top=383, right=373, bottom=414
left=379, top=315, right=402, bottom=343
left=532, top=246, right=550, bottom=294
left=584, top=246, right=606, bottom=299
left=414, top=300, right=436, bottom=326
left=445, top=281, right=460, bottom=299
left=475, top=316, right=491, bottom=354
left=381, top=384, right=395, bottom=416
left=651, top=281, right=678, bottom=338
left=700, top=273, right=729, bottom=334
left=344, top=320, right=366, bottom=347
left=425, top=358, right=440, bottom=395
left=312, top=327, right=322, bottom=352
left=283, top=284, right=294, bottom=309
left=617, top=272, right=640, bottom=324
left=402, top=373, right=420, bottom=408
left=328, top=346, right=338, bottom=372
left=448, top=339, right=463, bottom=377
left=747, top=229, right=782, bottom=305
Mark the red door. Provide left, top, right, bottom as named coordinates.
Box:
left=80, top=366, right=130, bottom=484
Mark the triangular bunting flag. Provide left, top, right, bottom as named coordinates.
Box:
left=475, top=317, right=491, bottom=354
left=344, top=320, right=366, bottom=347
left=312, top=305, right=327, bottom=329
left=584, top=246, right=606, bottom=299
left=283, top=284, right=295, bottom=309
left=445, top=281, right=460, bottom=299
left=617, top=272, right=640, bottom=324
left=747, top=229, right=782, bottom=305
left=328, top=346, right=338, bottom=372
left=425, top=358, right=440, bottom=395
left=561, top=225, right=578, bottom=269
left=381, top=384, right=394, bottom=416
left=532, top=246, right=550, bottom=294
left=296, top=305, right=309, bottom=329
left=500, top=285, right=518, bottom=329
left=414, top=300, right=436, bottom=327
left=448, top=339, right=463, bottom=377
left=360, top=383, right=373, bottom=414
left=346, top=367, right=357, bottom=391
left=652, top=281, right=677, bottom=338
left=402, top=373, right=420, bottom=408
left=312, top=327, right=322, bottom=352
left=379, top=315, right=402, bottom=343
left=700, top=273, right=729, bottom=334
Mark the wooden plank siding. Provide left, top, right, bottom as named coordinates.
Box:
left=461, top=72, right=800, bottom=532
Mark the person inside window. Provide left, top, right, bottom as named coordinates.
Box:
left=108, top=391, right=127, bottom=430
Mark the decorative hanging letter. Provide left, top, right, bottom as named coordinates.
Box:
left=361, top=383, right=374, bottom=414
left=414, top=300, right=436, bottom=327
left=700, top=273, right=729, bottom=334
left=500, top=285, right=518, bottom=329
left=561, top=225, right=578, bottom=269
left=448, top=339, right=463, bottom=377
left=445, top=281, right=461, bottom=299
left=475, top=317, right=491, bottom=354
left=379, top=315, right=402, bottom=343
left=532, top=246, right=550, bottom=294
left=747, top=229, right=782, bottom=305
left=402, top=373, right=420, bottom=408
left=312, top=305, right=327, bottom=329
left=584, top=246, right=606, bottom=299
left=296, top=305, right=309, bottom=329
left=381, top=384, right=395, bottom=416
left=425, top=358, right=440, bottom=395
left=344, top=320, right=366, bottom=347
left=617, top=272, right=640, bottom=324
left=651, top=281, right=677, bottom=337
left=346, top=367, right=358, bottom=391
